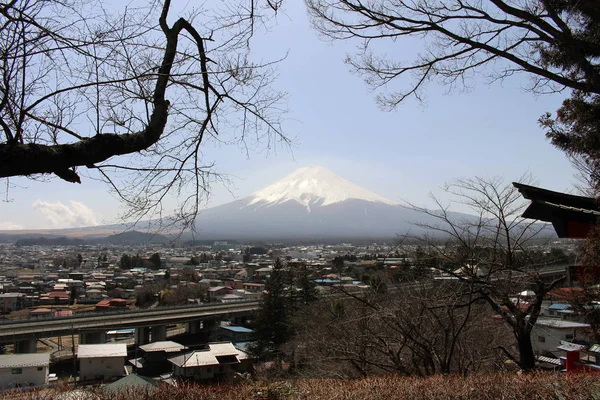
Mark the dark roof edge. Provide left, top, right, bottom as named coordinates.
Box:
left=513, top=182, right=597, bottom=209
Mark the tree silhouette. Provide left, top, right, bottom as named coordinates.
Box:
left=149, top=253, right=162, bottom=270
left=251, top=258, right=293, bottom=359
left=306, top=0, right=600, bottom=185
left=0, top=0, right=287, bottom=227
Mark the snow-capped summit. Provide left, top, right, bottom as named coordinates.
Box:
left=248, top=166, right=397, bottom=211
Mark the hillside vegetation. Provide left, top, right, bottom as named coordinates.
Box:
left=9, top=372, right=600, bottom=400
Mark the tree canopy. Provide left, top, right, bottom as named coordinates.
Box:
left=0, top=0, right=287, bottom=226
left=306, top=0, right=600, bottom=185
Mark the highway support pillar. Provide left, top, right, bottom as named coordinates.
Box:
left=78, top=330, right=106, bottom=345
left=201, top=319, right=218, bottom=341
left=135, top=327, right=150, bottom=346
left=151, top=325, right=167, bottom=342
left=14, top=338, right=36, bottom=353
left=185, top=320, right=201, bottom=335
left=232, top=316, right=248, bottom=326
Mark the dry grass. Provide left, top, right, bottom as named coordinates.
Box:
left=6, top=371, right=600, bottom=400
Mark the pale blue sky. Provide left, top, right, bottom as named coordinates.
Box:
left=0, top=1, right=577, bottom=230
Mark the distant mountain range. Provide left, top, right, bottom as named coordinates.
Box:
left=0, top=166, right=552, bottom=244
left=101, top=231, right=169, bottom=245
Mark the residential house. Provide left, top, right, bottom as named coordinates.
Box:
left=129, top=341, right=188, bottom=375
left=242, top=283, right=264, bottom=293
left=543, top=303, right=577, bottom=320
left=219, top=326, right=253, bottom=343
left=254, top=267, right=273, bottom=280
left=29, top=308, right=53, bottom=319
left=95, top=298, right=128, bottom=312
left=0, top=293, right=24, bottom=313
left=222, top=279, right=243, bottom=290
left=39, top=290, right=69, bottom=305
left=54, top=310, right=72, bottom=318
left=82, top=289, right=105, bottom=304
left=234, top=269, right=247, bottom=280
left=221, top=293, right=244, bottom=303
left=0, top=353, right=49, bottom=390
left=78, top=344, right=127, bottom=381
left=532, top=319, right=591, bottom=357
left=168, top=342, right=251, bottom=382
left=207, top=286, right=231, bottom=302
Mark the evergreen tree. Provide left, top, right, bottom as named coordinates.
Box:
left=120, top=254, right=131, bottom=269
left=242, top=247, right=251, bottom=263
left=199, top=253, right=210, bottom=263
left=251, top=258, right=292, bottom=359
left=186, top=255, right=199, bottom=265
left=69, top=286, right=78, bottom=305
left=332, top=256, right=345, bottom=275
left=149, top=253, right=161, bottom=270
left=297, top=263, right=318, bottom=306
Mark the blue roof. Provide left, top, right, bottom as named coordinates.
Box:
left=221, top=326, right=253, bottom=333
left=546, top=303, right=571, bottom=310
left=315, top=279, right=340, bottom=284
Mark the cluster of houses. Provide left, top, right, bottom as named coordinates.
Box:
left=0, top=324, right=254, bottom=392
left=528, top=289, right=600, bottom=372
left=0, top=248, right=382, bottom=317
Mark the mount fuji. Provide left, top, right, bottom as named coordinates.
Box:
left=192, top=166, right=438, bottom=240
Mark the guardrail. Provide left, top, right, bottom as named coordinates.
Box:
left=0, top=300, right=261, bottom=340
left=0, top=299, right=260, bottom=325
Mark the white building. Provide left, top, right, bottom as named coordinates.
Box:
left=532, top=319, right=591, bottom=357
left=78, top=344, right=127, bottom=381
left=168, top=342, right=251, bottom=381
left=0, top=353, right=49, bottom=390
left=83, top=289, right=104, bottom=303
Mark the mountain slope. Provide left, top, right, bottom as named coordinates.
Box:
left=191, top=166, right=452, bottom=240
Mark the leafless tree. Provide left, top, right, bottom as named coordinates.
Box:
left=290, top=279, right=508, bottom=377
left=305, top=1, right=600, bottom=186
left=305, top=0, right=600, bottom=108
left=568, top=154, right=599, bottom=196
left=406, top=176, right=566, bottom=370
left=0, top=0, right=288, bottom=229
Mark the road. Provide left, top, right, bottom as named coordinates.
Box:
left=0, top=300, right=259, bottom=343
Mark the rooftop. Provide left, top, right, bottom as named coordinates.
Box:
left=78, top=343, right=127, bottom=358
left=168, top=351, right=219, bottom=368
left=168, top=342, right=248, bottom=368
left=536, top=319, right=591, bottom=329
left=0, top=353, right=49, bottom=368
left=221, top=326, right=253, bottom=333
left=209, top=342, right=240, bottom=356
left=139, top=341, right=187, bottom=353
left=546, top=303, right=571, bottom=311
left=104, top=373, right=161, bottom=394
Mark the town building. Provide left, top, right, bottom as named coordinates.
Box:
left=532, top=319, right=591, bottom=357
left=78, top=343, right=127, bottom=381
left=0, top=353, right=49, bottom=390
left=130, top=341, right=188, bottom=375
left=219, top=326, right=253, bottom=343
left=168, top=342, right=251, bottom=381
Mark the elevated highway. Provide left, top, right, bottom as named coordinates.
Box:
left=0, top=300, right=259, bottom=344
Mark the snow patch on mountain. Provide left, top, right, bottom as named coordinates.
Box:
left=247, top=166, right=397, bottom=212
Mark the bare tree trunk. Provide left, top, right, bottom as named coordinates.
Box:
left=516, top=330, right=535, bottom=371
